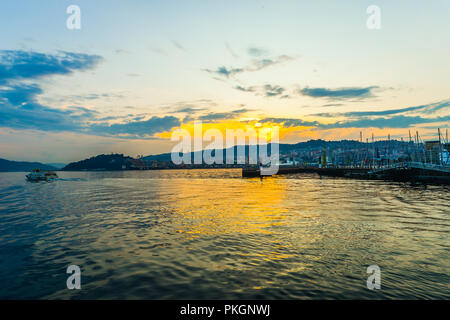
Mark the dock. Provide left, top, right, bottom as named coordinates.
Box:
left=367, top=162, right=450, bottom=183
left=242, top=166, right=370, bottom=178
left=242, top=162, right=450, bottom=184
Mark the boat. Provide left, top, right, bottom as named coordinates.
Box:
left=26, top=169, right=58, bottom=181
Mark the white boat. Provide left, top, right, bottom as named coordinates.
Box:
left=26, top=169, right=58, bottom=181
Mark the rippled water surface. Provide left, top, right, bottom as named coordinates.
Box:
left=0, top=169, right=448, bottom=299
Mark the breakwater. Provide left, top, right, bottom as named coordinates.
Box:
left=243, top=163, right=450, bottom=184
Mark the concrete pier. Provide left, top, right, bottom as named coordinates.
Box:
left=242, top=166, right=370, bottom=178
left=242, top=163, right=450, bottom=184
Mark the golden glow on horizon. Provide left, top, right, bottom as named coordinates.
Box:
left=155, top=119, right=315, bottom=143
left=154, top=118, right=428, bottom=144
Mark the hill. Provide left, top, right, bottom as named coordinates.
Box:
left=61, top=139, right=413, bottom=171
left=62, top=154, right=133, bottom=171
left=142, top=140, right=371, bottom=162
left=0, top=158, right=57, bottom=172
left=45, top=163, right=66, bottom=169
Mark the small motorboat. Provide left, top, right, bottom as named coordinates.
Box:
left=26, top=169, right=58, bottom=181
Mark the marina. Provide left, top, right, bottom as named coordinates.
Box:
left=243, top=129, right=450, bottom=184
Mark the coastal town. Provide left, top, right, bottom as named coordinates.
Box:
left=59, top=132, right=450, bottom=172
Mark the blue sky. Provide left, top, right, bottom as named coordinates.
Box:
left=0, top=0, right=449, bottom=162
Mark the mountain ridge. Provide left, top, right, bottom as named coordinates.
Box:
left=0, top=158, right=58, bottom=172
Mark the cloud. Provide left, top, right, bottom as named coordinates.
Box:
left=90, top=116, right=181, bottom=137
left=322, top=103, right=344, bottom=107
left=260, top=118, right=320, bottom=127
left=0, top=83, right=43, bottom=107
left=115, top=49, right=131, bottom=55
left=197, top=108, right=250, bottom=122
left=171, top=40, right=185, bottom=51
left=166, top=99, right=217, bottom=114
left=234, top=85, right=255, bottom=93
left=312, top=100, right=450, bottom=118
left=166, top=101, right=252, bottom=123
left=171, top=107, right=208, bottom=113
left=263, top=100, right=450, bottom=130
left=0, top=51, right=103, bottom=132
left=248, top=55, right=294, bottom=72
left=261, top=114, right=450, bottom=130
left=324, top=115, right=450, bottom=129
left=204, top=55, right=295, bottom=79
left=314, top=100, right=450, bottom=129
left=248, top=47, right=268, bottom=57
left=262, top=84, right=285, bottom=97
left=45, top=92, right=126, bottom=104
left=299, top=86, right=378, bottom=100
left=225, top=42, right=239, bottom=59
left=0, top=50, right=182, bottom=138
left=204, top=66, right=245, bottom=78
left=149, top=47, right=168, bottom=56
left=0, top=50, right=102, bottom=84
left=235, top=84, right=287, bottom=98
left=0, top=83, right=95, bottom=132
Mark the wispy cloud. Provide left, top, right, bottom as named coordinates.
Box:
left=43, top=92, right=126, bottom=105
left=165, top=100, right=252, bottom=123
left=203, top=55, right=295, bottom=79
left=313, top=100, right=450, bottom=129
left=149, top=47, right=168, bottom=56
left=225, top=42, right=239, bottom=59
left=171, top=107, right=208, bottom=114
left=171, top=40, right=185, bottom=51
left=249, top=55, right=293, bottom=72
left=204, top=66, right=245, bottom=78
left=262, top=100, right=450, bottom=130
left=299, top=86, right=378, bottom=100
left=115, top=49, right=131, bottom=55
left=197, top=108, right=250, bottom=122
left=235, top=84, right=288, bottom=98
left=260, top=118, right=319, bottom=127
left=90, top=116, right=181, bottom=138
left=248, top=47, right=268, bottom=57
left=261, top=114, right=450, bottom=130
left=312, top=100, right=450, bottom=118
left=166, top=99, right=217, bottom=114
left=323, top=115, right=450, bottom=129
left=322, top=103, right=344, bottom=107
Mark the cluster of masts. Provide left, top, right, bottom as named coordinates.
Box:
left=355, top=128, right=449, bottom=168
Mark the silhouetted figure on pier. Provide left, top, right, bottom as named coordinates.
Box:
left=259, top=162, right=263, bottom=181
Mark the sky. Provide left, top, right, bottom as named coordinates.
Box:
left=0, top=0, right=449, bottom=163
